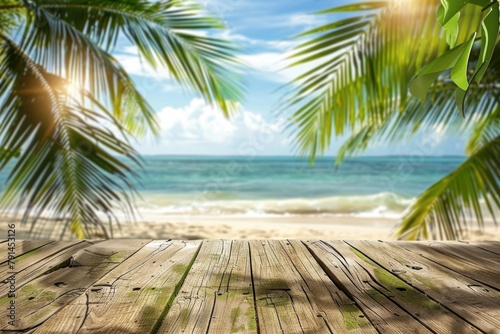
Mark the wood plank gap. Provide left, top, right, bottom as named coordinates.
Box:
left=0, top=241, right=98, bottom=297
left=204, top=240, right=233, bottom=334
left=338, top=241, right=439, bottom=333
left=248, top=241, right=261, bottom=334
left=150, top=241, right=202, bottom=334
left=2, top=239, right=150, bottom=332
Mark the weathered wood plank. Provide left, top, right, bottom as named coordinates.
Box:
left=460, top=241, right=500, bottom=255
left=34, top=240, right=199, bottom=334
left=433, top=242, right=500, bottom=268
left=0, top=240, right=54, bottom=266
left=397, top=242, right=500, bottom=291
left=157, top=240, right=256, bottom=334
left=306, top=240, right=432, bottom=333
left=251, top=240, right=375, bottom=334
left=0, top=239, right=149, bottom=331
left=0, top=241, right=95, bottom=297
left=287, top=240, right=377, bottom=333
left=2, top=239, right=500, bottom=333
left=251, top=240, right=325, bottom=334
left=349, top=241, right=491, bottom=333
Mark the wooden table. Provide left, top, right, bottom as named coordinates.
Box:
left=1, top=239, right=500, bottom=333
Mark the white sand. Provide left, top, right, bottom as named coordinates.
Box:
left=2, top=214, right=499, bottom=241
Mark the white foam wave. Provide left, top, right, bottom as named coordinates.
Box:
left=137, top=192, right=416, bottom=219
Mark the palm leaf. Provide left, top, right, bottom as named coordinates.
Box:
left=285, top=0, right=485, bottom=159
left=285, top=0, right=499, bottom=239
left=0, top=0, right=245, bottom=238
left=396, top=135, right=500, bottom=240
left=0, top=34, right=139, bottom=238
left=33, top=0, right=244, bottom=116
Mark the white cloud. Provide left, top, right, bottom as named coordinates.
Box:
left=113, top=46, right=184, bottom=95
left=217, top=29, right=296, bottom=51
left=240, top=12, right=327, bottom=30
left=287, top=13, right=325, bottom=27
left=151, top=98, right=285, bottom=145
left=240, top=50, right=319, bottom=83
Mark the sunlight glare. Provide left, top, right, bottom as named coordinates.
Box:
left=66, top=82, right=81, bottom=99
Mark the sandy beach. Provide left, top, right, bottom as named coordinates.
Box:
left=2, top=214, right=499, bottom=241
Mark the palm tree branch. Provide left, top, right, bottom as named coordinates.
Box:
left=396, top=135, right=500, bottom=240
left=0, top=33, right=140, bottom=238
left=33, top=0, right=244, bottom=116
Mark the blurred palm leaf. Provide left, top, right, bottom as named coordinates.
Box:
left=0, top=0, right=244, bottom=238
left=397, top=135, right=500, bottom=240
left=285, top=0, right=499, bottom=239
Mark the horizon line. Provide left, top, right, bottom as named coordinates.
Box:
left=138, top=153, right=466, bottom=158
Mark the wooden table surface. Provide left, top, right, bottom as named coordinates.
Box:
left=1, top=239, right=500, bottom=333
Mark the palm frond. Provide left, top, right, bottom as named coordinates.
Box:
left=466, top=105, right=500, bottom=154
left=0, top=0, right=245, bottom=238
left=396, top=135, right=500, bottom=240
left=0, top=34, right=139, bottom=238
left=285, top=0, right=485, bottom=160
left=33, top=0, right=244, bottom=116
left=20, top=3, right=158, bottom=137
left=285, top=0, right=499, bottom=240
left=285, top=0, right=447, bottom=158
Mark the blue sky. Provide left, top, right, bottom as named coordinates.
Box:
left=114, top=0, right=466, bottom=157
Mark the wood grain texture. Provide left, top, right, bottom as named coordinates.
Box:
left=0, top=239, right=148, bottom=331
left=397, top=241, right=500, bottom=291
left=287, top=240, right=376, bottom=333
left=348, top=241, right=489, bottom=333
left=251, top=240, right=377, bottom=334
left=0, top=240, right=53, bottom=266
left=460, top=241, right=500, bottom=255
left=0, top=241, right=96, bottom=298
left=306, top=240, right=433, bottom=333
left=1, top=239, right=500, bottom=333
left=158, top=240, right=256, bottom=334
left=71, top=240, right=200, bottom=334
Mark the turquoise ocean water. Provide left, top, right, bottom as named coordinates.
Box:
left=4, top=155, right=485, bottom=219
left=124, top=155, right=468, bottom=219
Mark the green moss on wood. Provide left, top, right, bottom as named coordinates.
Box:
left=150, top=243, right=202, bottom=334
left=19, top=285, right=55, bottom=302
left=171, top=263, right=188, bottom=275
left=0, top=295, right=11, bottom=306
left=108, top=252, right=126, bottom=262
left=350, top=247, right=442, bottom=311
left=230, top=307, right=244, bottom=333
left=340, top=304, right=363, bottom=330
left=15, top=247, right=43, bottom=262
left=245, top=306, right=257, bottom=331
left=179, top=308, right=189, bottom=328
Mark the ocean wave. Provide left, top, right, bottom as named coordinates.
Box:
left=137, top=192, right=415, bottom=218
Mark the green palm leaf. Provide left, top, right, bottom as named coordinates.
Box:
left=397, top=135, right=500, bottom=240
left=0, top=35, right=139, bottom=238
left=32, top=0, right=244, bottom=117
left=285, top=0, right=499, bottom=239
left=0, top=0, right=244, bottom=238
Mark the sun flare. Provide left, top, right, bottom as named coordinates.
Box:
left=66, top=82, right=81, bottom=98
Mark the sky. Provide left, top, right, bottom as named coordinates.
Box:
left=114, top=0, right=467, bottom=157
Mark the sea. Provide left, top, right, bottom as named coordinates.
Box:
left=122, top=155, right=469, bottom=220
left=3, top=155, right=495, bottom=221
